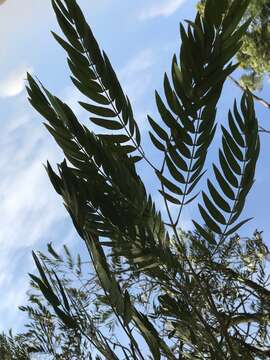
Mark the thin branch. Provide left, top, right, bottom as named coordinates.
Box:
left=259, top=126, right=270, bottom=134
left=229, top=75, right=270, bottom=110
left=228, top=312, right=270, bottom=326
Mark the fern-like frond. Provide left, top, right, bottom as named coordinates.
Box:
left=51, top=0, right=142, bottom=162
left=194, top=93, right=260, bottom=246
left=149, top=0, right=251, bottom=224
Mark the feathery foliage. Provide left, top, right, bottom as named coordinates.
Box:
left=0, top=333, right=31, bottom=360
left=24, top=0, right=270, bottom=358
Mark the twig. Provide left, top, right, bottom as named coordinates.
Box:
left=259, top=126, right=270, bottom=134
left=229, top=75, right=270, bottom=110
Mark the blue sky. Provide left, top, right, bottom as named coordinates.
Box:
left=0, top=0, right=269, bottom=333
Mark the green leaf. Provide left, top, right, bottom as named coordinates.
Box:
left=71, top=76, right=103, bottom=96
left=168, top=145, right=188, bottom=172
left=233, top=100, right=245, bottom=132
left=98, top=134, right=129, bottom=143
left=52, top=0, right=83, bottom=52
left=54, top=307, right=77, bottom=329
left=163, top=73, right=179, bottom=115
left=149, top=132, right=166, bottom=152
left=202, top=192, right=226, bottom=225
left=52, top=32, right=88, bottom=68
left=156, top=171, right=183, bottom=195
left=223, top=18, right=251, bottom=52
left=123, top=291, right=133, bottom=326
left=148, top=116, right=169, bottom=141
left=133, top=311, right=162, bottom=360
left=222, top=139, right=242, bottom=175
left=186, top=171, right=206, bottom=195
left=68, top=58, right=97, bottom=82
left=222, top=126, right=243, bottom=162
left=53, top=0, right=72, bottom=22
left=219, top=150, right=239, bottom=188
left=90, top=117, right=123, bottom=130
left=189, top=164, right=204, bottom=183
left=228, top=110, right=245, bottom=147
left=173, top=137, right=192, bottom=158
left=29, top=274, right=60, bottom=308
left=155, top=91, right=176, bottom=129
left=166, top=155, right=186, bottom=183
left=213, top=164, right=235, bottom=200
left=134, top=121, right=141, bottom=147
left=159, top=190, right=181, bottom=205
left=191, top=152, right=207, bottom=172
left=45, top=161, right=62, bottom=195
left=225, top=218, right=253, bottom=237
left=193, top=221, right=217, bottom=245
left=82, top=104, right=117, bottom=117
left=130, top=155, right=143, bottom=163
left=207, top=180, right=231, bottom=213
left=172, top=123, right=194, bottom=146
left=222, top=0, right=250, bottom=39
left=198, top=204, right=222, bottom=234
left=32, top=252, right=50, bottom=288
left=121, top=145, right=137, bottom=154
left=196, top=128, right=214, bottom=147
left=53, top=271, right=70, bottom=312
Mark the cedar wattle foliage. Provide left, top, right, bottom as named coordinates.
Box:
left=197, top=0, right=270, bottom=91
left=26, top=0, right=270, bottom=358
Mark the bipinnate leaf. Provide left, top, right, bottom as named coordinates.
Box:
left=149, top=0, right=248, bottom=214
left=195, top=93, right=260, bottom=244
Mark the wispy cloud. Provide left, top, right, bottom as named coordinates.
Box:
left=0, top=84, right=81, bottom=330
left=120, top=49, right=155, bottom=77
left=0, top=65, right=32, bottom=97
left=139, top=0, right=187, bottom=20
left=119, top=49, right=155, bottom=104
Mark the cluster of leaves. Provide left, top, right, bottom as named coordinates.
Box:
left=17, top=244, right=97, bottom=359
left=13, top=231, right=270, bottom=359
left=16, top=243, right=165, bottom=359
left=0, top=332, right=31, bottom=360
left=197, top=0, right=270, bottom=90
left=6, top=229, right=270, bottom=359
left=17, top=0, right=270, bottom=359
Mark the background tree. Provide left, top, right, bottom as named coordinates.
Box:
left=16, top=230, right=270, bottom=359
left=22, top=0, right=270, bottom=358
left=197, top=0, right=270, bottom=91
left=0, top=332, right=31, bottom=360
left=18, top=244, right=94, bottom=359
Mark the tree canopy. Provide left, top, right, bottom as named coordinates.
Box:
left=3, top=0, right=270, bottom=358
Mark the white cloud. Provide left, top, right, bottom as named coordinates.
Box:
left=0, top=111, right=65, bottom=251
left=139, top=0, right=187, bottom=20
left=0, top=86, right=79, bottom=330
left=0, top=65, right=32, bottom=97
left=119, top=49, right=155, bottom=104
left=120, top=49, right=155, bottom=78
left=62, top=87, right=83, bottom=117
